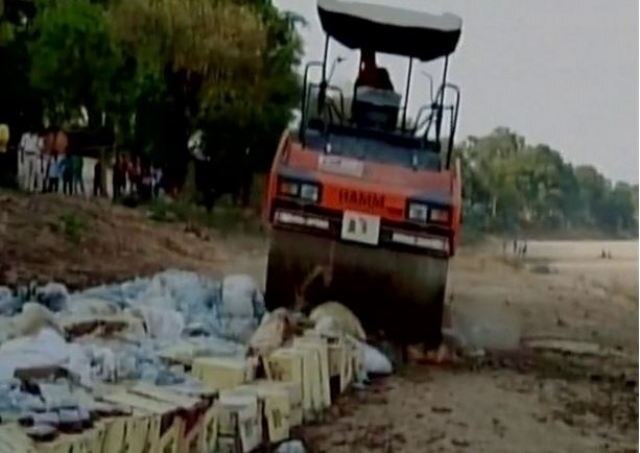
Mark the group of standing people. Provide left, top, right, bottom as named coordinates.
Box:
left=18, top=127, right=84, bottom=195
left=110, top=153, right=162, bottom=202
left=17, top=126, right=163, bottom=202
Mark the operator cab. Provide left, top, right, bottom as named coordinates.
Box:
left=353, top=49, right=400, bottom=131
left=300, top=0, right=462, bottom=172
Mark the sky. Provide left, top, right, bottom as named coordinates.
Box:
left=273, top=0, right=639, bottom=184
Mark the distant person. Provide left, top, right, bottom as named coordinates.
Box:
left=601, top=249, right=606, bottom=259
left=522, top=242, right=528, bottom=257
left=140, top=163, right=153, bottom=201
left=0, top=123, right=9, bottom=154
left=512, top=239, right=518, bottom=254
left=356, top=49, right=394, bottom=91
left=18, top=128, right=43, bottom=192
left=152, top=165, right=163, bottom=198
left=73, top=153, right=84, bottom=195
left=130, top=156, right=142, bottom=195
left=46, top=153, right=61, bottom=193
left=0, top=123, right=9, bottom=188
left=112, top=154, right=124, bottom=200
left=44, top=127, right=68, bottom=158
left=62, top=153, right=74, bottom=195
left=93, top=159, right=103, bottom=197
left=43, top=127, right=68, bottom=192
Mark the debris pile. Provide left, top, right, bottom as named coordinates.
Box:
left=0, top=270, right=392, bottom=452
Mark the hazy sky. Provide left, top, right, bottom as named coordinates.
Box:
left=274, top=0, right=639, bottom=183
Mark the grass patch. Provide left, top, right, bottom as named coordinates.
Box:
left=147, top=198, right=264, bottom=237
left=59, top=211, right=89, bottom=244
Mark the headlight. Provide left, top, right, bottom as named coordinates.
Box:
left=278, top=178, right=321, bottom=203
left=408, top=202, right=428, bottom=222
left=300, top=183, right=319, bottom=202
left=279, top=180, right=299, bottom=197
left=429, top=207, right=450, bottom=222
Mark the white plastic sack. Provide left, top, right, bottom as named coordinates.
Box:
left=0, top=286, right=17, bottom=316
left=66, top=343, right=94, bottom=385
left=249, top=308, right=290, bottom=356
left=136, top=278, right=177, bottom=311
left=220, top=275, right=262, bottom=317
left=35, top=282, right=69, bottom=312
left=310, top=302, right=366, bottom=341
left=313, top=315, right=341, bottom=338
left=65, top=298, right=118, bottom=316
left=359, top=341, right=393, bottom=375
left=9, top=302, right=63, bottom=338
left=0, top=328, right=71, bottom=381
left=275, top=440, right=306, bottom=453
left=214, top=315, right=258, bottom=343
left=83, top=344, right=117, bottom=382
left=133, top=306, right=185, bottom=340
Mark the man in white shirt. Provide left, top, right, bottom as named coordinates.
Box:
left=18, top=129, right=44, bottom=192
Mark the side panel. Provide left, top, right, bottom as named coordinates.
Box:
left=263, top=130, right=291, bottom=224
left=450, top=157, right=463, bottom=254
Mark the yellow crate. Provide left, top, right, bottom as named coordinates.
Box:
left=130, top=382, right=218, bottom=453
left=234, top=381, right=292, bottom=444
left=217, top=391, right=262, bottom=453
left=254, top=379, right=303, bottom=428
left=197, top=403, right=219, bottom=453
left=0, top=422, right=105, bottom=453
left=157, top=342, right=198, bottom=367
left=294, top=336, right=332, bottom=409
left=98, top=415, right=129, bottom=453
left=191, top=357, right=254, bottom=390
left=327, top=338, right=354, bottom=393
left=267, top=343, right=329, bottom=421
left=264, top=348, right=305, bottom=418
left=102, top=391, right=181, bottom=453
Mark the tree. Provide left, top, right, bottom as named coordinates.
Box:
left=109, top=0, right=274, bottom=188
left=0, top=0, right=42, bottom=134
left=458, top=129, right=637, bottom=236
left=29, top=0, right=125, bottom=127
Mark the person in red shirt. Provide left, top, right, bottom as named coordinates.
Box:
left=356, top=49, right=393, bottom=91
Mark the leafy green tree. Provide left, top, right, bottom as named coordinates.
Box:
left=29, top=0, right=124, bottom=127
left=0, top=0, right=41, bottom=133
left=459, top=128, right=637, bottom=236
left=109, top=0, right=296, bottom=187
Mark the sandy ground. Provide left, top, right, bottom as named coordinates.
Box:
left=301, top=242, right=638, bottom=452
left=0, top=191, right=637, bottom=451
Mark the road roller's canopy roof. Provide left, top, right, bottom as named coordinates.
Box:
left=317, top=0, right=462, bottom=62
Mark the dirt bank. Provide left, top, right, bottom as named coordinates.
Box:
left=0, top=191, right=266, bottom=289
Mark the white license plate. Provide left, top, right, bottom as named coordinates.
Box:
left=340, top=211, right=380, bottom=245
left=318, top=154, right=364, bottom=178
